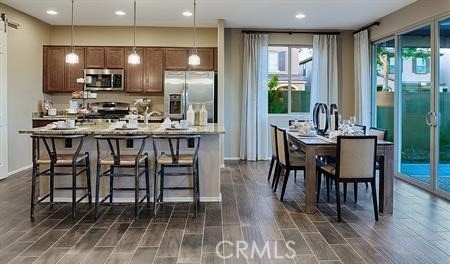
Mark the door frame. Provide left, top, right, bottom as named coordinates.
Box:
left=0, top=19, right=8, bottom=179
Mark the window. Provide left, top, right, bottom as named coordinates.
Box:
left=413, top=57, right=430, bottom=74
left=388, top=57, right=395, bottom=74
left=268, top=46, right=312, bottom=114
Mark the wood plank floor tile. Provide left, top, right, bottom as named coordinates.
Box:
left=130, top=247, right=158, bottom=264
left=153, top=256, right=178, bottom=264
left=56, top=253, right=86, bottom=264
left=178, top=233, right=203, bottom=263
left=82, top=247, right=114, bottom=264
left=346, top=238, right=387, bottom=264
left=0, top=241, right=33, bottom=263
left=293, top=255, right=319, bottom=264
left=302, top=233, right=339, bottom=261
left=8, top=256, right=38, bottom=264
left=313, top=222, right=346, bottom=245
left=114, top=227, right=146, bottom=253
left=185, top=213, right=205, bottom=234
left=290, top=213, right=318, bottom=233
left=67, top=228, right=108, bottom=255
left=330, top=244, right=364, bottom=264
left=105, top=253, right=133, bottom=264
left=202, top=252, right=225, bottom=264
left=140, top=223, right=167, bottom=247
left=96, top=223, right=129, bottom=247
left=0, top=231, right=26, bottom=251
left=203, top=226, right=223, bottom=253
left=32, top=247, right=69, bottom=264
left=17, top=219, right=61, bottom=242
left=20, top=230, right=66, bottom=257
left=280, top=229, right=312, bottom=255
left=53, top=224, right=92, bottom=248
left=156, top=230, right=183, bottom=257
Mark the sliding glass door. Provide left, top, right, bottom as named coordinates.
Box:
left=437, top=18, right=450, bottom=194
left=398, top=25, right=433, bottom=186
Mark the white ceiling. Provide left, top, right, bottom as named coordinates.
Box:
left=1, top=0, right=418, bottom=29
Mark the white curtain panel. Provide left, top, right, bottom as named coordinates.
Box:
left=354, top=29, right=371, bottom=126
left=240, top=33, right=269, bottom=161
left=310, top=35, right=338, bottom=115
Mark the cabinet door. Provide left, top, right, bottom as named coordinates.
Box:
left=165, top=48, right=188, bottom=70
left=125, top=48, right=144, bottom=93
left=188, top=48, right=214, bottom=70
left=43, top=46, right=65, bottom=93
left=64, top=47, right=85, bottom=92
left=85, top=47, right=105, bottom=68
left=144, top=48, right=164, bottom=94
left=106, top=47, right=125, bottom=68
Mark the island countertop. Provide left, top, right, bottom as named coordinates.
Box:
left=20, top=123, right=226, bottom=135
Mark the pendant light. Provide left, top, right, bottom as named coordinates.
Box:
left=188, top=0, right=200, bottom=66
left=128, top=0, right=140, bottom=64
left=65, top=0, right=79, bottom=64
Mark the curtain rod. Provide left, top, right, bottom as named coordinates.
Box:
left=241, top=30, right=340, bottom=35
left=353, top=21, right=380, bottom=35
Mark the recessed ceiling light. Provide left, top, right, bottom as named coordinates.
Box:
left=182, top=11, right=193, bottom=17
left=46, top=10, right=58, bottom=15
left=115, top=10, right=126, bottom=16
left=295, top=13, right=306, bottom=19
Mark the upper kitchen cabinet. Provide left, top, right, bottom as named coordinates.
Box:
left=125, top=47, right=144, bottom=93
left=144, top=48, right=164, bottom=94
left=43, top=46, right=66, bottom=93
left=85, top=47, right=105, bottom=68
left=105, top=48, right=125, bottom=68
left=188, top=48, right=215, bottom=70
left=165, top=48, right=188, bottom=70
left=64, top=47, right=85, bottom=92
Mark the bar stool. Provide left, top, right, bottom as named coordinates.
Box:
left=94, top=135, right=150, bottom=220
left=152, top=135, right=201, bottom=216
left=30, top=134, right=92, bottom=220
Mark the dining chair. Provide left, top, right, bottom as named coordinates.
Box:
left=273, top=127, right=306, bottom=201
left=318, top=136, right=378, bottom=222
left=268, top=124, right=278, bottom=184
left=353, top=124, right=367, bottom=135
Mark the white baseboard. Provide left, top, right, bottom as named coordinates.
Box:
left=41, top=193, right=222, bottom=203
left=224, top=157, right=240, bottom=161
left=7, top=164, right=32, bottom=177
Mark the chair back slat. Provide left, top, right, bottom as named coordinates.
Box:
left=353, top=124, right=366, bottom=135
left=368, top=127, right=388, bottom=141
left=152, top=135, right=201, bottom=165
left=270, top=124, right=277, bottom=158
left=276, top=128, right=288, bottom=166
left=95, top=135, right=148, bottom=166
left=336, top=136, right=377, bottom=179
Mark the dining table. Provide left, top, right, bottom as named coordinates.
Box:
left=287, top=131, right=394, bottom=214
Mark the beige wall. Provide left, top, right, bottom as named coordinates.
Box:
left=50, top=26, right=217, bottom=47
left=0, top=4, right=51, bottom=173
left=370, top=0, right=450, bottom=41
left=223, top=29, right=355, bottom=158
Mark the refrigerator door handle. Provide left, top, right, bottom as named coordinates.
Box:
left=183, top=83, right=188, bottom=118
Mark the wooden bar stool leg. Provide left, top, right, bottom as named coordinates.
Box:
left=134, top=165, right=139, bottom=220
left=153, top=163, right=158, bottom=215
left=30, top=164, right=37, bottom=220
left=50, top=164, right=55, bottom=207
left=109, top=166, right=114, bottom=203
left=145, top=157, right=150, bottom=206
left=95, top=163, right=101, bottom=219
left=72, top=164, right=77, bottom=218
left=160, top=166, right=164, bottom=203
left=85, top=153, right=92, bottom=205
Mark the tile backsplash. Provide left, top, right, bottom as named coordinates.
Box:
left=49, top=93, right=164, bottom=113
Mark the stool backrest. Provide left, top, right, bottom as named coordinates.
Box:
left=336, top=136, right=377, bottom=179
left=152, top=135, right=201, bottom=165
left=95, top=135, right=148, bottom=165
left=31, top=134, right=85, bottom=163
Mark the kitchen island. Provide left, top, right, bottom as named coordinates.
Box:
left=20, top=123, right=225, bottom=203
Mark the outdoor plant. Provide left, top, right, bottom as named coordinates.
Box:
left=268, top=75, right=287, bottom=113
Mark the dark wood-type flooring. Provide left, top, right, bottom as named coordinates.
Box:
left=1, top=161, right=450, bottom=263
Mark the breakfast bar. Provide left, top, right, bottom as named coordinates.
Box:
left=19, top=123, right=225, bottom=203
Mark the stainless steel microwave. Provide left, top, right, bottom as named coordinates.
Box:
left=84, top=69, right=124, bottom=91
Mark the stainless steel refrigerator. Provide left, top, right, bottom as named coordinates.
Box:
left=164, top=71, right=216, bottom=122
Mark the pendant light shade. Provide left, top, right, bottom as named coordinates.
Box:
left=65, top=0, right=79, bottom=64
left=128, top=0, right=140, bottom=64
left=188, top=0, right=200, bottom=66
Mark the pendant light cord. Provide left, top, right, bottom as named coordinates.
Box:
left=193, top=0, right=197, bottom=53
left=70, top=0, right=74, bottom=51
left=133, top=0, right=136, bottom=51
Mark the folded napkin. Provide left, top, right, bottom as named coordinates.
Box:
left=160, top=117, right=172, bottom=129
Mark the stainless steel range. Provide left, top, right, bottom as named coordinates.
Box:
left=85, top=102, right=129, bottom=122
